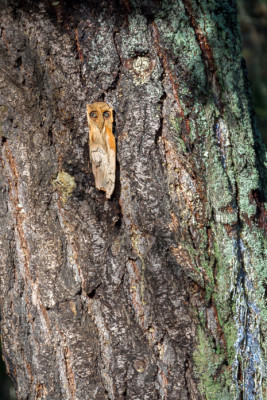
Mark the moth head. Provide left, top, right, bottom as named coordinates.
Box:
left=87, top=102, right=113, bottom=132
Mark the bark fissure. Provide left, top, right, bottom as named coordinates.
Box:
left=182, top=0, right=224, bottom=113
left=151, top=22, right=185, bottom=118
left=154, top=91, right=166, bottom=145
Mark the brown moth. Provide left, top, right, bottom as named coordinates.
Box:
left=86, top=102, right=116, bottom=199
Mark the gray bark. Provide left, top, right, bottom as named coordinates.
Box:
left=0, top=1, right=266, bottom=400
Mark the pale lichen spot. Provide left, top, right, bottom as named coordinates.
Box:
left=132, top=56, right=153, bottom=84
left=52, top=171, right=76, bottom=205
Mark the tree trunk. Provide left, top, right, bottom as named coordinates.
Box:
left=0, top=1, right=266, bottom=399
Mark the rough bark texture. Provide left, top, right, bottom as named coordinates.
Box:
left=0, top=1, right=266, bottom=399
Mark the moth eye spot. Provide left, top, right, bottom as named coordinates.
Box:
left=103, top=111, right=110, bottom=118
left=90, top=112, right=98, bottom=118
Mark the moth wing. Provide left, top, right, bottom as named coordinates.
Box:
left=90, top=143, right=105, bottom=167
left=90, top=143, right=110, bottom=193
left=86, top=104, right=116, bottom=199
left=105, top=128, right=116, bottom=199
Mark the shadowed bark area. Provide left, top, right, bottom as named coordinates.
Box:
left=0, top=1, right=266, bottom=400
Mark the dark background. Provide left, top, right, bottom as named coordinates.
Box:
left=239, top=0, right=267, bottom=145
left=0, top=1, right=266, bottom=399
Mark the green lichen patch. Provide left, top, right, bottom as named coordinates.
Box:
left=194, top=327, right=234, bottom=400
left=52, top=171, right=76, bottom=205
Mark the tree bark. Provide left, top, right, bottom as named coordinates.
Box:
left=0, top=1, right=266, bottom=399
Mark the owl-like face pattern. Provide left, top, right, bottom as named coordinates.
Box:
left=86, top=102, right=116, bottom=199
left=87, top=102, right=113, bottom=133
